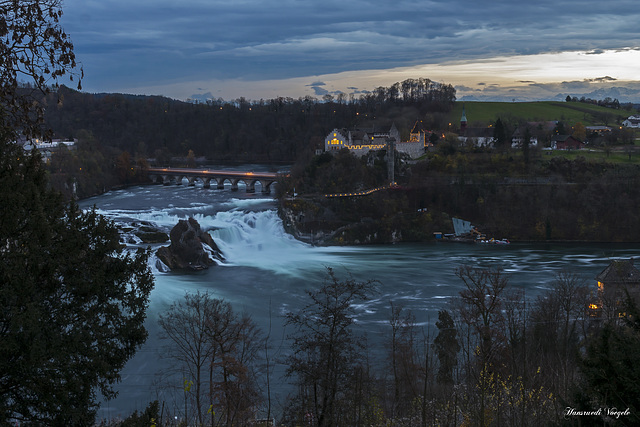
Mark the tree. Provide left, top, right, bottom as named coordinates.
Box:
left=284, top=268, right=376, bottom=427
left=1, top=4, right=150, bottom=421
left=433, top=310, right=460, bottom=385
left=388, top=302, right=421, bottom=419
left=572, top=122, right=586, bottom=142
left=158, top=292, right=263, bottom=427
left=0, top=133, right=154, bottom=424
left=522, top=126, right=531, bottom=172
left=454, top=265, right=508, bottom=426
left=578, top=292, right=640, bottom=425
left=456, top=266, right=508, bottom=367
left=493, top=118, right=508, bottom=149
left=1, top=0, right=82, bottom=135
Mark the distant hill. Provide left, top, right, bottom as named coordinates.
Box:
left=450, top=101, right=637, bottom=127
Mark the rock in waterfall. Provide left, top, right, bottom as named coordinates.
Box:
left=156, top=217, right=223, bottom=270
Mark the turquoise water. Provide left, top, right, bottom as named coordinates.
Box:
left=80, top=183, right=639, bottom=420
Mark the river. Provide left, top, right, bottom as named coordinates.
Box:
left=78, top=175, right=639, bottom=422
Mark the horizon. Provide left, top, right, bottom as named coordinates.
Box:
left=60, top=1, right=640, bottom=103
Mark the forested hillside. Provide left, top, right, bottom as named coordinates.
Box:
left=44, top=79, right=456, bottom=164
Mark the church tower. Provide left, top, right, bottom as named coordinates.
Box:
left=460, top=103, right=468, bottom=133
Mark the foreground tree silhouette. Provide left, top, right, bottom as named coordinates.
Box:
left=158, top=292, right=263, bottom=426
left=1, top=0, right=82, bottom=135
left=1, top=3, right=150, bottom=421
left=434, top=309, right=459, bottom=386
left=0, top=131, right=154, bottom=424
left=284, top=268, right=376, bottom=427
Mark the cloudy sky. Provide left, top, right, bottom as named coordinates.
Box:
left=61, top=0, right=640, bottom=102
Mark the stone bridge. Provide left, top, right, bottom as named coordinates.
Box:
left=147, top=167, right=282, bottom=193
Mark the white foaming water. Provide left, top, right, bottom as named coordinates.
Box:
left=80, top=184, right=640, bottom=421
left=95, top=196, right=356, bottom=277
left=209, top=209, right=357, bottom=277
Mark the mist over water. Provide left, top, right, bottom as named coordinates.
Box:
left=80, top=182, right=640, bottom=420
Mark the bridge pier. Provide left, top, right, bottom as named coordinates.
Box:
left=147, top=168, right=282, bottom=194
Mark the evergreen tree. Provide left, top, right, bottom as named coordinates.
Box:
left=577, top=292, right=640, bottom=425
left=493, top=118, right=507, bottom=149
left=0, top=131, right=154, bottom=424
left=433, top=310, right=460, bottom=385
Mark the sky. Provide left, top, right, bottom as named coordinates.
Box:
left=60, top=0, right=640, bottom=103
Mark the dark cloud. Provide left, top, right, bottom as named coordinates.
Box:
left=310, top=85, right=329, bottom=96
left=307, top=81, right=326, bottom=87
left=588, top=76, right=617, bottom=82
left=61, top=0, right=640, bottom=98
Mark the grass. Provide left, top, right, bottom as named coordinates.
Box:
left=450, top=101, right=638, bottom=127
left=543, top=148, right=640, bottom=164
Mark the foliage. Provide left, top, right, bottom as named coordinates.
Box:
left=42, top=78, right=454, bottom=165
left=577, top=292, right=640, bottom=425
left=0, top=133, right=154, bottom=424
left=0, top=0, right=81, bottom=135
left=116, top=400, right=160, bottom=427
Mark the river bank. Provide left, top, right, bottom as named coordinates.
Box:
left=278, top=177, right=640, bottom=244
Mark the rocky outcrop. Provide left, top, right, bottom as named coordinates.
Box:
left=156, top=217, right=224, bottom=270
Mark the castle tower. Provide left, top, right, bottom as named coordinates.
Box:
left=387, top=137, right=395, bottom=185
left=460, top=103, right=468, bottom=133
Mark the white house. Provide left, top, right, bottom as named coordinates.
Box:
left=622, top=115, right=640, bottom=128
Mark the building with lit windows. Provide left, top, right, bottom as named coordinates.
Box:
left=591, top=258, right=640, bottom=319
left=324, top=122, right=428, bottom=159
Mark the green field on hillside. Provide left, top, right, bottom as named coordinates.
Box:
left=450, top=101, right=637, bottom=127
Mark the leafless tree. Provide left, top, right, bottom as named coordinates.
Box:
left=158, top=292, right=264, bottom=426
left=284, top=267, right=377, bottom=427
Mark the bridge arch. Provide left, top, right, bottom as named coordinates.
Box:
left=147, top=167, right=283, bottom=194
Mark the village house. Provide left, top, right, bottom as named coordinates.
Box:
left=551, top=135, right=584, bottom=150
left=456, top=106, right=495, bottom=147
left=458, top=127, right=495, bottom=147
left=592, top=258, right=640, bottom=319
left=511, top=121, right=557, bottom=147
left=622, top=115, right=640, bottom=128
left=16, top=137, right=77, bottom=162
left=585, top=125, right=612, bottom=134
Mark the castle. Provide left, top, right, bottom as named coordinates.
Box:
left=324, top=122, right=428, bottom=159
